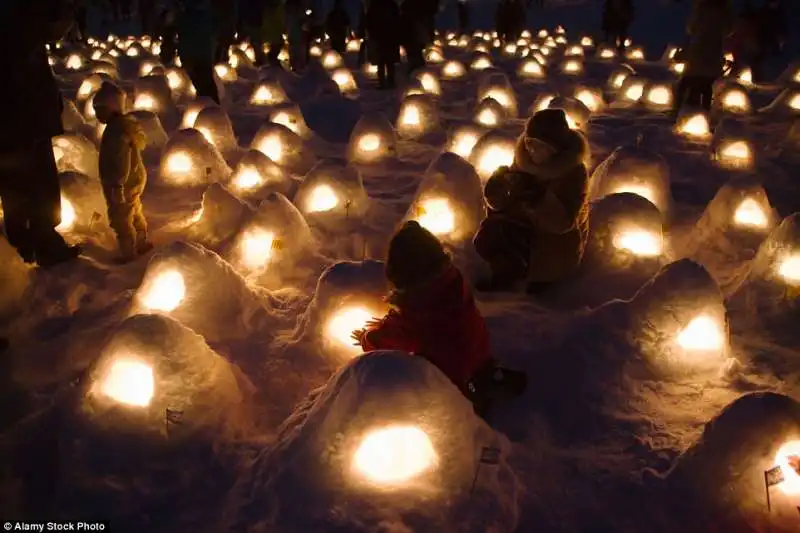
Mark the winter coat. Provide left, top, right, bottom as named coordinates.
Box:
left=359, top=264, right=491, bottom=390
left=99, top=113, right=148, bottom=205
left=176, top=0, right=218, bottom=64
left=365, top=0, right=401, bottom=64
left=326, top=4, right=350, bottom=41
left=727, top=12, right=761, bottom=61
left=685, top=0, right=733, bottom=78
left=0, top=0, right=72, bottom=148
left=481, top=129, right=591, bottom=283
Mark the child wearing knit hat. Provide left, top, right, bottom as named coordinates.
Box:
left=474, top=108, right=591, bottom=294
left=93, top=82, right=153, bottom=263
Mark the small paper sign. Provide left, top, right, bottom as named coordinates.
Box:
left=271, top=238, right=284, bottom=251
left=479, top=446, right=501, bottom=465
left=766, top=465, right=785, bottom=487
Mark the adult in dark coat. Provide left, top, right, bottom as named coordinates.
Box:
left=327, top=0, right=350, bottom=55
left=365, top=0, right=400, bottom=88
left=602, top=0, right=634, bottom=51
left=0, top=0, right=81, bottom=267
left=474, top=109, right=591, bottom=294
left=399, top=0, right=428, bottom=74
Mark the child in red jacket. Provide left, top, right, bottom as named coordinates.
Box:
left=351, top=221, right=526, bottom=415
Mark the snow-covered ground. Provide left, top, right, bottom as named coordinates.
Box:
left=2, top=1, right=800, bottom=532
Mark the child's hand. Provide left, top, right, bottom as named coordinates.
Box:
left=350, top=329, right=366, bottom=346
left=363, top=318, right=383, bottom=330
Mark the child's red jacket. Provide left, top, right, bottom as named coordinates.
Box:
left=359, top=265, right=491, bottom=389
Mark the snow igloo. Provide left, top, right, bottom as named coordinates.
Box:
left=128, top=110, right=168, bottom=150
left=250, top=122, right=317, bottom=175
left=225, top=351, right=519, bottom=533
left=188, top=183, right=252, bottom=249
left=132, top=241, right=272, bottom=343
left=132, top=74, right=177, bottom=119
left=294, top=162, right=370, bottom=223
left=517, top=58, right=547, bottom=81
left=473, top=97, right=508, bottom=128
left=573, top=86, right=605, bottom=114
left=446, top=123, right=487, bottom=160
left=544, top=96, right=591, bottom=131
left=665, top=392, right=800, bottom=529
left=606, top=64, right=636, bottom=94
left=396, top=93, right=441, bottom=140
left=402, top=152, right=485, bottom=247
left=52, top=133, right=99, bottom=180
left=158, top=128, right=232, bottom=187
left=57, top=171, right=109, bottom=238
left=228, top=149, right=294, bottom=199
left=476, top=77, right=518, bottom=118
left=268, top=104, right=311, bottom=138
left=295, top=260, right=390, bottom=362
left=468, top=130, right=517, bottom=182
left=79, top=313, right=248, bottom=441
left=589, top=144, right=672, bottom=214
left=225, top=192, right=318, bottom=285
left=0, top=235, right=32, bottom=319
left=346, top=112, right=397, bottom=164
left=625, top=259, right=731, bottom=379
left=180, top=97, right=215, bottom=129
left=164, top=67, right=194, bottom=100
left=61, top=97, right=87, bottom=135
left=249, top=79, right=290, bottom=107
left=714, top=82, right=753, bottom=115
left=192, top=105, right=239, bottom=161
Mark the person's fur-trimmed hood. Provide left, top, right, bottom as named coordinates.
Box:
left=512, top=127, right=591, bottom=181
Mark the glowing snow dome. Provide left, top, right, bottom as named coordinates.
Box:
left=90, top=59, right=119, bottom=80
left=413, top=69, right=442, bottom=97
left=164, top=67, right=194, bottom=100
left=714, top=82, right=753, bottom=115
left=586, top=192, right=666, bottom=267
left=446, top=123, right=486, bottom=160
left=228, top=149, right=293, bottom=199
left=761, top=88, right=800, bottom=115
left=517, top=58, right=547, bottom=81
left=52, top=133, right=100, bottom=180
left=226, top=192, right=317, bottom=284
left=607, top=64, right=637, bottom=93
left=476, top=79, right=518, bottom=118
left=588, top=144, right=672, bottom=214
left=627, top=259, right=730, bottom=377
left=249, top=79, right=290, bottom=107
left=180, top=97, right=215, bottom=130
left=224, top=350, right=518, bottom=532
left=396, top=93, right=442, bottom=140
left=468, top=130, right=517, bottom=182
left=250, top=122, right=317, bottom=175
left=80, top=313, right=247, bottom=440
left=268, top=104, right=311, bottom=138
left=133, top=241, right=273, bottom=343
left=158, top=128, right=232, bottom=187
left=56, top=171, right=109, bottom=236
left=133, top=74, right=176, bottom=117
left=573, top=86, right=605, bottom=114
left=666, top=393, right=800, bottom=529
left=473, top=97, right=508, bottom=128
left=187, top=182, right=253, bottom=249
left=192, top=105, right=239, bottom=160
left=0, top=235, right=32, bottom=319
left=596, top=44, right=618, bottom=61
left=128, top=110, right=168, bottom=150
left=76, top=72, right=113, bottom=106
left=346, top=113, right=397, bottom=164
left=294, top=161, right=370, bottom=221
left=402, top=152, right=485, bottom=246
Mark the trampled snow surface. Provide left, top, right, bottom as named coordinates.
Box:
left=2, top=4, right=800, bottom=532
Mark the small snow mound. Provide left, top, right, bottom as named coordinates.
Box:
left=61, top=97, right=86, bottom=133
left=714, top=82, right=753, bottom=115
left=250, top=122, right=317, bottom=175
left=396, top=93, right=442, bottom=140
left=132, top=241, right=272, bottom=342
left=128, top=110, right=168, bottom=149
left=58, top=171, right=108, bottom=235
left=402, top=152, right=486, bottom=247
left=132, top=74, right=177, bottom=117
left=347, top=112, right=398, bottom=164
left=157, top=128, right=232, bottom=187
left=52, top=133, right=100, bottom=180
left=294, top=161, right=370, bottom=222
left=164, top=67, right=194, bottom=101
left=627, top=259, right=730, bottom=377
left=477, top=76, right=518, bottom=118
left=226, top=192, right=317, bottom=284
left=613, top=76, right=649, bottom=108
left=468, top=130, right=517, bottom=182
left=0, top=235, right=32, bottom=319
left=268, top=104, right=311, bottom=138
left=665, top=392, right=800, bottom=529
left=228, top=149, right=294, bottom=199
left=226, top=350, right=518, bottom=533
left=760, top=88, right=800, bottom=116
left=188, top=182, right=252, bottom=249
left=473, top=97, right=509, bottom=128
left=249, top=79, right=290, bottom=106
left=588, top=144, right=672, bottom=214
left=180, top=98, right=215, bottom=129
left=79, top=313, right=248, bottom=441
left=193, top=105, right=239, bottom=161
left=295, top=260, right=389, bottom=362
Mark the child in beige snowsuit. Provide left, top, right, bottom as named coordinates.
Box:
left=93, top=82, right=153, bottom=262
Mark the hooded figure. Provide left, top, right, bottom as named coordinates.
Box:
left=352, top=221, right=491, bottom=396
left=474, top=109, right=591, bottom=294
left=94, top=82, right=153, bottom=262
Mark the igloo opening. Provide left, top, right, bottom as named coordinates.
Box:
left=346, top=113, right=397, bottom=164
left=188, top=182, right=252, bottom=249
left=81, top=313, right=247, bottom=440
left=474, top=97, right=508, bottom=128
left=468, top=130, right=517, bottom=182
left=226, top=192, right=317, bottom=283
left=711, top=136, right=755, bottom=171
left=250, top=122, right=316, bottom=175
left=158, top=129, right=232, bottom=187
left=232, top=350, right=517, bottom=532
left=228, top=149, right=293, bottom=198
left=676, top=111, right=712, bottom=141
left=627, top=259, right=730, bottom=377
left=249, top=79, right=289, bottom=107
left=588, top=144, right=672, bottom=213
left=587, top=192, right=666, bottom=265
left=714, top=83, right=752, bottom=114
left=268, top=105, right=311, bottom=138
left=294, top=161, right=370, bottom=221
left=132, top=241, right=272, bottom=342
left=132, top=74, right=176, bottom=116
left=193, top=105, right=239, bottom=160
left=402, top=152, right=485, bottom=246
left=396, top=93, right=441, bottom=140
left=643, top=83, right=674, bottom=111
left=560, top=57, right=584, bottom=76
left=52, top=133, right=99, bottom=180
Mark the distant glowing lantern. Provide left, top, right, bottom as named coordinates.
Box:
left=166, top=69, right=186, bottom=91
left=399, top=104, right=421, bottom=127
left=475, top=143, right=514, bottom=181
left=612, top=183, right=657, bottom=206
left=126, top=46, right=140, bottom=57
left=519, top=59, right=544, bottom=79
left=778, top=255, right=800, bottom=285
left=733, top=198, right=767, bottom=228
left=214, top=63, right=236, bottom=81
left=470, top=56, right=492, bottom=70
left=538, top=29, right=548, bottom=38
left=677, top=113, right=711, bottom=140
left=133, top=93, right=159, bottom=112
left=416, top=198, right=455, bottom=236
left=647, top=85, right=673, bottom=107
left=503, top=43, right=517, bottom=56
left=676, top=315, right=724, bottom=352
left=346, top=39, right=361, bottom=52
left=417, top=72, right=441, bottom=96
left=613, top=228, right=663, bottom=257
left=139, top=60, right=158, bottom=77
left=773, top=441, right=800, bottom=495
left=306, top=184, right=340, bottom=213
left=326, top=305, right=373, bottom=352
left=357, top=133, right=381, bottom=154
left=309, top=44, right=323, bottom=58
left=100, top=357, right=154, bottom=407
left=717, top=140, right=753, bottom=170
left=352, top=425, right=437, bottom=486
left=250, top=84, right=284, bottom=106
left=737, top=68, right=753, bottom=86
left=575, top=88, right=603, bottom=113
left=256, top=134, right=283, bottom=163
left=721, top=89, right=750, bottom=113
left=561, top=59, right=583, bottom=75
left=426, top=48, right=444, bottom=63
left=66, top=53, right=84, bottom=70
left=566, top=45, right=584, bottom=57
left=581, top=36, right=594, bottom=47
left=788, top=93, right=800, bottom=111
left=476, top=107, right=499, bottom=126
left=141, top=269, right=186, bottom=312
left=331, top=68, right=357, bottom=93
left=623, top=81, right=645, bottom=102
left=442, top=60, right=466, bottom=79
left=240, top=228, right=277, bottom=269
left=55, top=197, right=76, bottom=232
left=322, top=50, right=343, bottom=69
left=627, top=47, right=645, bottom=60
left=600, top=48, right=616, bottom=59
left=449, top=129, right=480, bottom=159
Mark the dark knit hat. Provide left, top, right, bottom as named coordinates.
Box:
left=386, top=221, right=451, bottom=289
left=524, top=108, right=573, bottom=150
